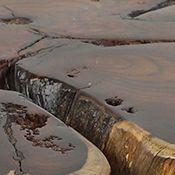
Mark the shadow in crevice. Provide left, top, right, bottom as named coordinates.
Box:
left=128, top=0, right=175, bottom=18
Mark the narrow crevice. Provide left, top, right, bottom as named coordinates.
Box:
left=17, top=36, right=46, bottom=55
left=1, top=44, right=65, bottom=90
left=3, top=6, right=16, bottom=18
left=0, top=17, right=32, bottom=25
left=3, top=106, right=26, bottom=175
left=16, top=44, right=65, bottom=65
left=0, top=6, right=32, bottom=25
left=0, top=60, right=10, bottom=89
left=82, top=39, right=175, bottom=47
left=29, top=27, right=175, bottom=47
left=1, top=51, right=171, bottom=175
left=128, top=0, right=175, bottom=18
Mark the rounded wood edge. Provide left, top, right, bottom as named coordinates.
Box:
left=104, top=120, right=175, bottom=175
left=70, top=128, right=111, bottom=175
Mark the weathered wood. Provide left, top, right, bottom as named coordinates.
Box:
left=13, top=41, right=175, bottom=174
left=15, top=41, right=175, bottom=144
left=1, top=0, right=175, bottom=175
left=1, top=0, right=175, bottom=40
left=0, top=90, right=110, bottom=175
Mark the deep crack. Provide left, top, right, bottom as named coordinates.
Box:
left=17, top=36, right=46, bottom=55
left=1, top=6, right=32, bottom=25
left=3, top=6, right=16, bottom=18
left=128, top=0, right=175, bottom=18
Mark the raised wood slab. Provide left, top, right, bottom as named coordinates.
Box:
left=14, top=40, right=175, bottom=175
left=0, top=90, right=110, bottom=175
left=1, top=0, right=175, bottom=89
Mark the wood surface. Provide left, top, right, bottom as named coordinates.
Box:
left=0, top=90, right=110, bottom=175
left=1, top=0, right=175, bottom=175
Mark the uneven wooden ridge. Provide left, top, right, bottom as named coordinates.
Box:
left=1, top=0, right=175, bottom=175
